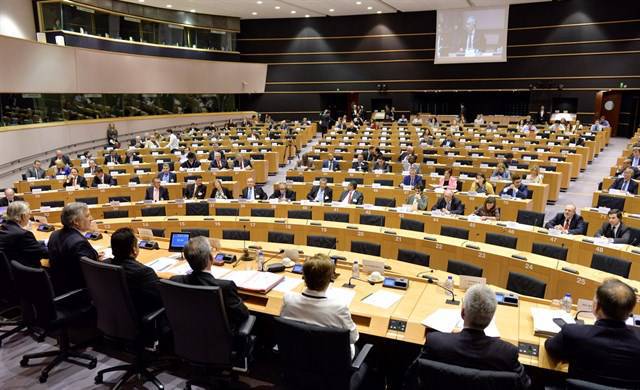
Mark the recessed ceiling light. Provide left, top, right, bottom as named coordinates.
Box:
left=275, top=6, right=280, bottom=9
left=329, top=8, right=335, bottom=12
left=166, top=4, right=172, bottom=8
left=367, top=6, right=372, bottom=10
left=256, top=0, right=263, bottom=3
left=290, top=10, right=296, bottom=14
left=190, top=9, right=196, bottom=13
left=376, top=10, right=382, bottom=14
left=251, top=11, right=258, bottom=15
left=356, top=1, right=362, bottom=4
left=138, top=0, right=144, bottom=3
left=305, top=14, right=310, bottom=17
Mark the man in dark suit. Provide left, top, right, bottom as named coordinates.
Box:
left=609, top=167, right=638, bottom=194
left=156, top=164, right=177, bottom=183
left=440, top=135, right=456, bottom=148
left=64, top=168, right=88, bottom=188
left=47, top=202, right=99, bottom=294
left=0, top=188, right=23, bottom=207
left=338, top=181, right=364, bottom=205
left=402, top=168, right=423, bottom=187
left=108, top=227, right=162, bottom=317
left=49, top=150, right=72, bottom=167
left=535, top=105, right=549, bottom=125
left=103, top=150, right=122, bottom=165
left=431, top=189, right=465, bottom=215
left=170, top=237, right=249, bottom=332
left=351, top=153, right=369, bottom=172
left=372, top=157, right=390, bottom=173
left=614, top=159, right=640, bottom=179
left=307, top=178, right=333, bottom=203
left=629, top=148, right=640, bottom=168
left=233, top=154, right=252, bottom=170
left=544, top=204, right=587, bottom=235
left=500, top=175, right=529, bottom=199
left=210, top=152, right=229, bottom=170
left=270, top=182, right=296, bottom=202
left=0, top=201, right=48, bottom=268
left=241, top=178, right=267, bottom=201
left=180, top=152, right=201, bottom=169
left=595, top=209, right=631, bottom=244
left=184, top=177, right=207, bottom=200
left=412, top=284, right=530, bottom=388
left=398, top=146, right=415, bottom=163
left=91, top=167, right=115, bottom=187
left=322, top=154, right=341, bottom=171
left=26, top=160, right=46, bottom=180
left=545, top=279, right=640, bottom=387
left=145, top=178, right=170, bottom=202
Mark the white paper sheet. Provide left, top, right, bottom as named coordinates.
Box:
left=273, top=277, right=304, bottom=293
left=326, top=287, right=356, bottom=306
left=147, top=257, right=178, bottom=272
left=361, top=290, right=403, bottom=309
left=530, top=308, right=575, bottom=335
left=422, top=308, right=501, bottom=337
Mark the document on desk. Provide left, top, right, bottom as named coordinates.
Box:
left=422, top=309, right=501, bottom=337
left=165, top=261, right=192, bottom=276
left=147, top=257, right=178, bottom=272
left=273, top=277, right=304, bottom=293
left=221, top=270, right=284, bottom=294
left=530, top=308, right=575, bottom=337
left=327, top=287, right=356, bottom=306
left=361, top=290, right=403, bottom=309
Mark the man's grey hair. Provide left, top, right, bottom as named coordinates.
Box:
left=6, top=201, right=30, bottom=223
left=183, top=236, right=212, bottom=272
left=463, top=284, right=497, bottom=329
left=61, top=202, right=88, bottom=228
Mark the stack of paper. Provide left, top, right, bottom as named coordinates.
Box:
left=221, top=270, right=284, bottom=294
left=326, top=287, right=356, bottom=306
left=530, top=308, right=575, bottom=337
left=422, top=309, right=500, bottom=337
left=273, top=277, right=304, bottom=293
left=147, top=257, right=178, bottom=272
left=361, top=290, right=402, bottom=309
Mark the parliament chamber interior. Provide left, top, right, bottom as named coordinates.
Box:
left=1, top=0, right=640, bottom=389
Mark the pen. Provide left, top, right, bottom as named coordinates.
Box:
left=360, top=292, right=374, bottom=302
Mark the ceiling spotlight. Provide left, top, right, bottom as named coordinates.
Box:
left=367, top=6, right=373, bottom=10
left=329, top=8, right=335, bottom=12
left=166, top=4, right=172, bottom=8
left=251, top=11, right=258, bottom=15
left=305, top=14, right=310, bottom=17
left=138, top=0, right=144, bottom=3
left=256, top=0, right=263, bottom=3
left=275, top=6, right=280, bottom=9
left=376, top=10, right=382, bottom=14
left=291, top=10, right=296, bottom=14
left=190, top=9, right=196, bottom=13
left=356, top=1, right=362, bottom=4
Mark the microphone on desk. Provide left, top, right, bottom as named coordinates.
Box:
left=261, top=249, right=285, bottom=272
left=574, top=310, right=590, bottom=325
left=342, top=276, right=373, bottom=289
left=420, top=273, right=459, bottom=305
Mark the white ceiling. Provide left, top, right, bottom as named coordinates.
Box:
left=123, top=0, right=550, bottom=19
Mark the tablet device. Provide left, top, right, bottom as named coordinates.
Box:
left=169, top=232, right=190, bottom=252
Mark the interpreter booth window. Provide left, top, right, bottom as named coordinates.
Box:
left=119, top=17, right=142, bottom=42
left=158, top=24, right=185, bottom=46
left=40, top=2, right=62, bottom=30
left=61, top=3, right=94, bottom=34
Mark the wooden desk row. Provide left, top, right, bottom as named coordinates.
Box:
left=591, top=191, right=640, bottom=214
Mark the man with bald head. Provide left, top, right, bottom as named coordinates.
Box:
left=431, top=189, right=465, bottom=215
left=0, top=188, right=23, bottom=207
left=49, top=149, right=72, bottom=167
left=544, top=204, right=587, bottom=235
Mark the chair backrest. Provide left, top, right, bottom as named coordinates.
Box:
left=447, top=260, right=483, bottom=277
left=268, top=231, right=295, bottom=244
left=532, top=243, right=568, bottom=261
left=11, top=261, right=57, bottom=328
left=324, top=212, right=349, bottom=223
left=485, top=233, right=518, bottom=249
left=307, top=235, right=336, bottom=249
left=251, top=208, right=275, bottom=218
left=274, top=317, right=353, bottom=390
left=413, top=358, right=524, bottom=390
left=76, top=197, right=98, bottom=205
left=0, top=252, right=18, bottom=305
left=375, top=197, right=396, bottom=207
left=506, top=272, right=546, bottom=298
left=516, top=210, right=546, bottom=227
left=359, top=214, right=385, bottom=227
left=222, top=229, right=249, bottom=241
left=287, top=176, right=304, bottom=182
left=316, top=176, right=334, bottom=183
left=41, top=200, right=65, bottom=208
left=374, top=179, right=394, bottom=187
left=566, top=378, right=632, bottom=390
left=151, top=228, right=165, bottom=238
left=351, top=241, right=381, bottom=256
left=288, top=210, right=312, bottom=220
left=350, top=178, right=364, bottom=185
left=397, top=249, right=430, bottom=267
left=627, top=226, right=640, bottom=246
left=183, top=202, right=208, bottom=216
left=109, top=196, right=131, bottom=203
left=215, top=207, right=239, bottom=216
left=400, top=218, right=425, bottom=232
left=591, top=253, right=631, bottom=278
left=158, top=280, right=234, bottom=367
left=31, top=185, right=52, bottom=192
left=79, top=257, right=140, bottom=341
left=183, top=228, right=210, bottom=238
left=103, top=210, right=129, bottom=219
left=141, top=206, right=167, bottom=217
left=440, top=226, right=469, bottom=240
left=597, top=195, right=625, bottom=211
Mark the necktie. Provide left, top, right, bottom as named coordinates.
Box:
left=348, top=191, right=353, bottom=203
left=613, top=226, right=618, bottom=238
left=563, top=218, right=570, bottom=230
left=154, top=188, right=159, bottom=202
left=193, top=186, right=198, bottom=199
left=446, top=201, right=451, bottom=211
left=73, top=177, right=77, bottom=187
left=330, top=161, right=333, bottom=170
left=248, top=188, right=253, bottom=200
left=623, top=181, right=629, bottom=192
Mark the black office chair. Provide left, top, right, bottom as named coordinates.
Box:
left=216, top=207, right=240, bottom=216
left=566, top=378, right=636, bottom=390
left=31, top=185, right=52, bottom=192
left=516, top=210, right=546, bottom=227
left=103, top=210, right=129, bottom=219
left=183, top=175, right=202, bottom=183
left=375, top=197, right=396, bottom=207
left=268, top=231, right=295, bottom=244
left=76, top=197, right=98, bottom=205
left=591, top=253, right=631, bottom=278
left=440, top=226, right=469, bottom=240
left=325, top=212, right=350, bottom=223
left=151, top=228, right=165, bottom=238
left=359, top=214, right=385, bottom=227
left=400, top=218, right=425, bottom=232
left=41, top=200, right=65, bottom=208
left=627, top=226, right=640, bottom=246
left=351, top=241, right=381, bottom=257
left=0, top=252, right=24, bottom=347
left=223, top=229, right=249, bottom=241
left=287, top=176, right=304, bottom=182
left=109, top=196, right=131, bottom=203
left=350, top=178, right=364, bottom=185
left=447, top=260, right=483, bottom=277
left=397, top=249, right=430, bottom=267
left=532, top=243, right=568, bottom=261
left=307, top=235, right=337, bottom=249
left=183, top=228, right=210, bottom=238
left=506, top=272, right=547, bottom=299
left=485, top=233, right=518, bottom=249
left=12, top=261, right=97, bottom=383
left=251, top=208, right=275, bottom=218
left=186, top=202, right=210, bottom=216
left=288, top=210, right=312, bottom=220
left=597, top=194, right=625, bottom=211
left=407, top=358, right=525, bottom=390
left=129, top=176, right=141, bottom=185
left=79, top=258, right=164, bottom=389
left=216, top=175, right=233, bottom=182
left=141, top=206, right=167, bottom=217
left=317, top=177, right=334, bottom=183
left=374, top=179, right=394, bottom=187
left=274, top=317, right=372, bottom=390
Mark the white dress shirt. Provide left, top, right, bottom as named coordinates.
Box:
left=167, top=133, right=179, bottom=150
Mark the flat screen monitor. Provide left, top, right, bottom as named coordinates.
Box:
left=169, top=232, right=190, bottom=252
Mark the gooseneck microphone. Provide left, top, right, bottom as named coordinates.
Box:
left=342, top=276, right=374, bottom=289
left=261, top=249, right=285, bottom=272
left=421, top=273, right=459, bottom=305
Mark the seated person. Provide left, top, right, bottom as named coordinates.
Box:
left=241, top=177, right=268, bottom=200
left=26, top=159, right=46, bottom=179
left=210, top=152, right=229, bottom=170
left=210, top=178, right=232, bottom=200
left=233, top=153, right=252, bottom=170
left=295, top=154, right=311, bottom=171
left=184, top=176, right=207, bottom=200
left=91, top=167, right=115, bottom=187
left=397, top=114, right=408, bottom=125
left=351, top=153, right=369, bottom=172
left=629, top=148, right=640, bottom=167
left=156, top=163, right=177, bottom=183
left=614, top=159, right=640, bottom=179
left=280, top=254, right=358, bottom=358
left=545, top=279, right=640, bottom=387
left=405, top=185, right=428, bottom=211
left=440, top=135, right=456, bottom=148
left=108, top=227, right=162, bottom=317
left=438, top=168, right=457, bottom=190
left=145, top=178, right=170, bottom=202
left=0, top=188, right=23, bottom=207
left=372, top=157, right=390, bottom=173
left=144, top=135, right=160, bottom=149
left=171, top=237, right=249, bottom=332
left=590, top=120, right=602, bottom=132
left=500, top=175, right=529, bottom=199
left=338, top=181, right=364, bottom=205
left=64, top=167, right=88, bottom=188
left=431, top=189, right=465, bottom=215
left=526, top=166, right=544, bottom=184
left=49, top=150, right=72, bottom=167
left=103, top=150, right=122, bottom=165
left=402, top=167, right=423, bottom=187
left=490, top=163, right=511, bottom=180
left=0, top=201, right=48, bottom=268
left=307, top=177, right=333, bottom=203
left=402, top=155, right=421, bottom=174
left=469, top=173, right=494, bottom=195
left=398, top=146, right=415, bottom=164
left=180, top=152, right=201, bottom=169
left=270, top=182, right=296, bottom=202
left=322, top=153, right=341, bottom=171
left=412, top=284, right=530, bottom=388
left=473, top=196, right=500, bottom=221
left=124, top=150, right=141, bottom=164
left=53, top=159, right=71, bottom=177
left=544, top=204, right=586, bottom=235
left=85, top=159, right=98, bottom=175
left=608, top=167, right=638, bottom=194
left=595, top=209, right=631, bottom=244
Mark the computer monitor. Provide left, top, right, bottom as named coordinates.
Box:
left=169, top=232, right=190, bottom=252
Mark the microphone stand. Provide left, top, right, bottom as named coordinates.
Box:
left=261, top=249, right=284, bottom=271
left=422, top=273, right=459, bottom=305
left=342, top=276, right=373, bottom=289
left=574, top=310, right=590, bottom=325
left=239, top=224, right=253, bottom=263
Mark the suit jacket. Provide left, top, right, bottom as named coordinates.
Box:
left=500, top=184, right=529, bottom=199
left=535, top=111, right=549, bottom=124
left=418, top=328, right=530, bottom=388
left=544, top=213, right=587, bottom=235
left=26, top=167, right=46, bottom=179
left=91, top=174, right=115, bottom=187
left=64, top=175, right=88, bottom=188
left=0, top=221, right=48, bottom=268
left=595, top=222, right=631, bottom=244
left=609, top=177, right=639, bottom=195
left=145, top=186, right=170, bottom=201
left=338, top=190, right=364, bottom=205
left=233, top=158, right=252, bottom=169
left=47, top=227, right=98, bottom=295
left=211, top=187, right=233, bottom=200
left=241, top=186, right=267, bottom=200
left=351, top=161, right=369, bottom=172
left=156, top=172, right=177, bottom=183
left=109, top=256, right=163, bottom=317
left=405, top=194, right=428, bottom=211
left=180, top=159, right=201, bottom=169
left=402, top=175, right=424, bottom=187
left=270, top=189, right=296, bottom=201
left=372, top=162, right=390, bottom=173
left=49, top=154, right=72, bottom=167
left=207, top=150, right=226, bottom=161
left=0, top=196, right=24, bottom=207
left=210, top=159, right=229, bottom=170
left=184, top=184, right=208, bottom=199
left=104, top=155, right=122, bottom=165
left=431, top=197, right=465, bottom=215
left=440, top=139, right=456, bottom=148
left=307, top=186, right=333, bottom=202
left=545, top=319, right=640, bottom=386
left=322, top=159, right=341, bottom=171
left=170, top=271, right=249, bottom=332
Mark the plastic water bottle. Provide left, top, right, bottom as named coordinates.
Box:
left=444, top=276, right=454, bottom=292
left=352, top=261, right=360, bottom=279
left=257, top=250, right=265, bottom=271
left=561, top=293, right=573, bottom=313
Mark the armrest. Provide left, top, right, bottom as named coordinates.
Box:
left=237, top=315, right=256, bottom=337
left=142, top=307, right=165, bottom=324
left=53, top=288, right=86, bottom=303
left=351, top=343, right=373, bottom=370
